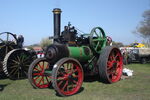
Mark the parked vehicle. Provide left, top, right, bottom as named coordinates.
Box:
left=120, top=47, right=150, bottom=64
left=0, top=32, right=36, bottom=79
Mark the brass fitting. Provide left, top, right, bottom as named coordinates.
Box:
left=53, top=8, right=62, bottom=14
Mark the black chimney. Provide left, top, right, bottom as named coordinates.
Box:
left=52, top=8, right=62, bottom=42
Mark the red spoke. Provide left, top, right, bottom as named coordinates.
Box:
left=33, top=76, right=41, bottom=86
left=57, top=76, right=67, bottom=80
left=110, top=51, right=116, bottom=61
left=58, top=80, right=64, bottom=87
left=114, top=53, right=120, bottom=60
left=112, top=75, right=117, bottom=80
left=42, top=77, right=45, bottom=85
left=108, top=68, right=118, bottom=79
left=33, top=76, right=40, bottom=81
left=110, top=74, right=114, bottom=79
left=115, top=72, right=118, bottom=76
left=72, top=74, right=79, bottom=78
left=107, top=61, right=113, bottom=69
left=57, top=77, right=65, bottom=80
left=67, top=85, right=69, bottom=92
left=107, top=66, right=112, bottom=70
left=33, top=72, right=41, bottom=76
left=116, top=61, right=120, bottom=67
left=72, top=69, right=78, bottom=73
left=34, top=67, right=41, bottom=72
left=108, top=69, right=115, bottom=75
left=37, top=76, right=44, bottom=86
left=70, top=82, right=75, bottom=91
left=46, top=63, right=49, bottom=69
left=109, top=55, right=114, bottom=61
left=45, top=76, right=50, bottom=83
left=117, top=61, right=122, bottom=69
left=73, top=80, right=78, bottom=84
left=112, top=55, right=115, bottom=61
left=62, top=80, right=68, bottom=91
left=116, top=66, right=121, bottom=74
left=38, top=64, right=43, bottom=70
left=107, top=61, right=111, bottom=66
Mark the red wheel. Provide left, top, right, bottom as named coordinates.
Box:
left=98, top=46, right=123, bottom=83
left=28, top=58, right=52, bottom=88
left=52, top=58, right=84, bottom=96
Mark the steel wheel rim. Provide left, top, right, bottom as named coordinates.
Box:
left=55, top=59, right=83, bottom=96
left=0, top=61, right=3, bottom=72
left=107, top=48, right=123, bottom=82
left=32, top=60, right=51, bottom=88
left=6, top=50, right=32, bottom=79
left=0, top=43, right=16, bottom=61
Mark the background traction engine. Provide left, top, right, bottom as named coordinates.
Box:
left=28, top=8, right=123, bottom=96
left=0, top=32, right=36, bottom=79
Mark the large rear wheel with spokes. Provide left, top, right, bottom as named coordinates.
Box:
left=98, top=46, right=123, bottom=83
left=3, top=49, right=35, bottom=79
left=52, top=58, right=84, bottom=96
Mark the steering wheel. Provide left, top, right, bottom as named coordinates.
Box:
left=89, top=27, right=107, bottom=54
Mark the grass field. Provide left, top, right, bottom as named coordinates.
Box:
left=0, top=63, right=150, bottom=100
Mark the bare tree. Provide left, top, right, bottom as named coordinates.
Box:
left=134, top=9, right=150, bottom=46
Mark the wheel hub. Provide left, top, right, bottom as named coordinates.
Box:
left=68, top=74, right=73, bottom=79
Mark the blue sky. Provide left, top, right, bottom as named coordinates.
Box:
left=0, top=0, right=149, bottom=45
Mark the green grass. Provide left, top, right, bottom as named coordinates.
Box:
left=0, top=63, right=150, bottom=100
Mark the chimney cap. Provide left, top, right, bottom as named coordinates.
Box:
left=53, top=8, right=62, bottom=14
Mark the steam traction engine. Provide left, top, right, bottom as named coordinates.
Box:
left=28, top=8, right=123, bottom=96
left=0, top=32, right=36, bottom=79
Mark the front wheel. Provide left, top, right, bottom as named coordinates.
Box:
left=52, top=58, right=84, bottom=96
left=98, top=46, right=123, bottom=83
left=28, top=58, right=52, bottom=88
left=140, top=58, right=147, bottom=64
